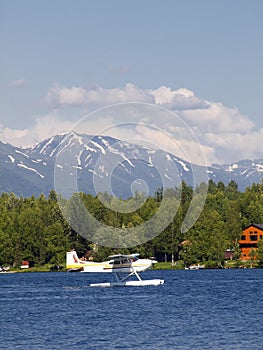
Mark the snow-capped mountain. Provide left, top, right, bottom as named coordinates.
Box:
left=1, top=132, right=263, bottom=198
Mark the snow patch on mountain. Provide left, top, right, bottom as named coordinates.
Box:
left=177, top=160, right=190, bottom=172
left=8, top=155, right=15, bottom=163
left=90, top=140, right=106, bottom=154
left=99, top=136, right=110, bottom=147
left=225, top=164, right=239, bottom=172
left=15, top=150, right=29, bottom=158
left=17, top=163, right=45, bottom=178
left=256, top=164, right=263, bottom=172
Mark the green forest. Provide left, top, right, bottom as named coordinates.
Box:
left=1, top=179, right=263, bottom=270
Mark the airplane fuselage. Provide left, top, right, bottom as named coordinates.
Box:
left=67, top=259, right=152, bottom=273
left=82, top=258, right=152, bottom=273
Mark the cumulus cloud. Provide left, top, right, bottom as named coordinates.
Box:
left=0, top=112, right=117, bottom=148
left=0, top=114, right=74, bottom=147
left=132, top=123, right=210, bottom=166
left=204, top=129, right=263, bottom=164
left=46, top=83, right=208, bottom=111
left=149, top=86, right=208, bottom=110
left=46, top=85, right=88, bottom=106
left=149, top=86, right=194, bottom=104
left=180, top=102, right=254, bottom=133
left=2, top=83, right=262, bottom=165
left=46, top=83, right=154, bottom=107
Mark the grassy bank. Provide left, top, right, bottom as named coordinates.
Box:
left=154, top=260, right=263, bottom=270
left=153, top=262, right=185, bottom=270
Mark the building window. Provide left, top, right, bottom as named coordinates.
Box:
left=241, top=235, right=246, bottom=240
left=260, top=235, right=263, bottom=240
left=250, top=235, right=258, bottom=241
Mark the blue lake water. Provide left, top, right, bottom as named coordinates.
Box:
left=1, top=269, right=263, bottom=350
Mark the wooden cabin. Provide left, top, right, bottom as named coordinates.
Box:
left=239, top=224, right=263, bottom=260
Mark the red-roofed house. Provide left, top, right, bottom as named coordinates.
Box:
left=239, top=224, right=263, bottom=260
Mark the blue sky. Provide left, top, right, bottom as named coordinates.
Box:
left=1, top=0, right=263, bottom=165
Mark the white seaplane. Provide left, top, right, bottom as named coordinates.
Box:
left=66, top=250, right=165, bottom=287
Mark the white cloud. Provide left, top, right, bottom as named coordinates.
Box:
left=148, top=86, right=208, bottom=110
left=134, top=124, right=211, bottom=166
left=149, top=86, right=179, bottom=104
left=0, top=112, right=116, bottom=148
left=2, top=83, right=263, bottom=165
left=0, top=114, right=74, bottom=147
left=46, top=83, right=154, bottom=107
left=46, top=85, right=88, bottom=106
left=149, top=86, right=195, bottom=105
left=180, top=102, right=254, bottom=133
left=204, top=129, right=263, bottom=163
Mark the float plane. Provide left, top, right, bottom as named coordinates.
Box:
left=66, top=250, right=165, bottom=287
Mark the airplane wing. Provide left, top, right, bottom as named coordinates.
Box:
left=108, top=253, right=140, bottom=260
left=108, top=254, right=140, bottom=265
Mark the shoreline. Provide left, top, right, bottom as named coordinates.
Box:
left=2, top=262, right=262, bottom=273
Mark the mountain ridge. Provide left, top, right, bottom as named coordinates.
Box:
left=1, top=132, right=263, bottom=198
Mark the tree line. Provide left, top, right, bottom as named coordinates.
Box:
left=1, top=179, right=263, bottom=268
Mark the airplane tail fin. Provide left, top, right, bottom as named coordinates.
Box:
left=66, top=250, right=83, bottom=271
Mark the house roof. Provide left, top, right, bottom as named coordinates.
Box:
left=21, top=260, right=29, bottom=265
left=243, top=223, right=263, bottom=231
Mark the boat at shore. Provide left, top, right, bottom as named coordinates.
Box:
left=0, top=266, right=16, bottom=273
left=185, top=264, right=205, bottom=270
